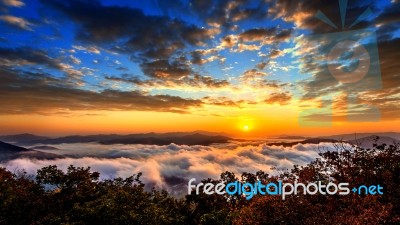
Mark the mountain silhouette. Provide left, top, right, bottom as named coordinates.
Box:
left=0, top=141, right=63, bottom=161
left=1, top=131, right=232, bottom=146
left=0, top=133, right=48, bottom=144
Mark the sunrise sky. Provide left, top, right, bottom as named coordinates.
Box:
left=0, top=0, right=399, bottom=138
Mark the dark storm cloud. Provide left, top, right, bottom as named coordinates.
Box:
left=0, top=68, right=203, bottom=114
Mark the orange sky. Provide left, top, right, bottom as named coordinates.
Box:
left=1, top=106, right=398, bottom=138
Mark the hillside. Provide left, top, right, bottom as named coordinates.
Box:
left=348, top=135, right=400, bottom=149
left=1, top=131, right=232, bottom=146
left=0, top=141, right=63, bottom=161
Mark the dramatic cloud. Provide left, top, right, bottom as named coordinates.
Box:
left=0, top=68, right=203, bottom=114
left=40, top=0, right=215, bottom=61
left=0, top=0, right=397, bottom=119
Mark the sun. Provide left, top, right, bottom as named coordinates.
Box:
left=239, top=118, right=254, bottom=133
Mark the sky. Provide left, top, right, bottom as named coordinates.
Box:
left=0, top=0, right=399, bottom=137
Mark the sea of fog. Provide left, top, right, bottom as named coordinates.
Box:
left=0, top=141, right=347, bottom=196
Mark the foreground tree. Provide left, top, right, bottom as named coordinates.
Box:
left=234, top=139, right=400, bottom=224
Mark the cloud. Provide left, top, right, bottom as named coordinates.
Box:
left=0, top=47, right=63, bottom=69
left=256, top=62, right=268, bottom=70
left=140, top=59, right=191, bottom=80
left=281, top=0, right=400, bottom=122
left=69, top=55, right=81, bottom=65
left=0, top=68, right=203, bottom=114
left=190, top=50, right=222, bottom=65
left=219, top=35, right=238, bottom=49
left=239, top=28, right=292, bottom=44
left=241, top=69, right=269, bottom=80
left=237, top=43, right=260, bottom=52
left=0, top=47, right=86, bottom=79
left=265, top=92, right=292, bottom=105
left=72, top=45, right=101, bottom=54
left=239, top=28, right=277, bottom=42
left=0, top=15, right=32, bottom=30
left=269, top=49, right=284, bottom=59
left=106, top=73, right=230, bottom=90
left=218, top=28, right=292, bottom=52
left=188, top=0, right=269, bottom=29
left=1, top=0, right=24, bottom=7
left=0, top=141, right=342, bottom=195
left=202, top=96, right=256, bottom=108
left=40, top=0, right=214, bottom=62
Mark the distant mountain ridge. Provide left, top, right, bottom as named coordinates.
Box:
left=2, top=132, right=399, bottom=147
left=0, top=131, right=232, bottom=146
left=0, top=133, right=49, bottom=143
left=0, top=141, right=63, bottom=161
left=267, top=135, right=400, bottom=148
left=347, top=136, right=400, bottom=149
left=321, top=132, right=400, bottom=141
left=267, top=138, right=340, bottom=147
left=101, top=133, right=230, bottom=146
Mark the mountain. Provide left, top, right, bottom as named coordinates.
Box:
left=267, top=134, right=400, bottom=148
left=348, top=135, right=400, bottom=149
left=274, top=135, right=310, bottom=140
left=321, top=132, right=400, bottom=141
left=0, top=141, right=63, bottom=161
left=267, top=138, right=340, bottom=147
left=0, top=141, right=29, bottom=153
left=100, top=133, right=231, bottom=146
left=6, top=132, right=232, bottom=146
left=0, top=133, right=48, bottom=144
